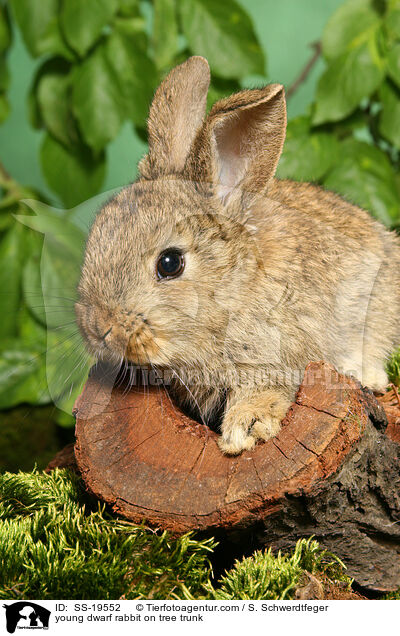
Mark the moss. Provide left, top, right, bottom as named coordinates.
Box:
left=0, top=469, right=353, bottom=600
left=384, top=589, right=400, bottom=600
left=386, top=346, right=400, bottom=387
left=0, top=469, right=215, bottom=600
left=202, top=537, right=351, bottom=600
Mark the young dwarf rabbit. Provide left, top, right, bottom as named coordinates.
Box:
left=76, top=56, right=400, bottom=455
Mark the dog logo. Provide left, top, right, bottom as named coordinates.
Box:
left=3, top=602, right=50, bottom=633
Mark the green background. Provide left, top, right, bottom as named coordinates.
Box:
left=0, top=0, right=343, bottom=206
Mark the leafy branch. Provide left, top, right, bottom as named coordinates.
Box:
left=6, top=0, right=266, bottom=207
left=278, top=0, right=400, bottom=230
left=286, top=41, right=321, bottom=100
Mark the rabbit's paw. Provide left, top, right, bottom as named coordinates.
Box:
left=217, top=390, right=290, bottom=455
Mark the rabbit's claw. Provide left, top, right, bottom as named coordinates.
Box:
left=217, top=391, right=290, bottom=455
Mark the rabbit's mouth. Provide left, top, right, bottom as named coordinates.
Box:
left=97, top=326, right=167, bottom=367
left=124, top=331, right=165, bottom=365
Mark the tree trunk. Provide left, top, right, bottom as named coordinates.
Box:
left=72, top=361, right=400, bottom=592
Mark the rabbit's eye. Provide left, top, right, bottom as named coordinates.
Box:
left=156, top=249, right=185, bottom=280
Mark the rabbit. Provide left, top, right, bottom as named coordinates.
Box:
left=75, top=56, right=400, bottom=455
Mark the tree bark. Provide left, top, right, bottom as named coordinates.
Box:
left=73, top=361, right=400, bottom=592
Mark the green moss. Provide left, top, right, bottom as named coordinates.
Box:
left=0, top=469, right=215, bottom=600
left=384, top=589, right=400, bottom=600
left=202, top=537, right=351, bottom=600
left=386, top=346, right=400, bottom=386
left=0, top=469, right=352, bottom=600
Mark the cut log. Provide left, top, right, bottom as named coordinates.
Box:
left=73, top=361, right=400, bottom=592
left=45, top=443, right=76, bottom=473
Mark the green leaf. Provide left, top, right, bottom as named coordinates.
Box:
left=16, top=200, right=85, bottom=259
left=118, top=0, right=139, bottom=10
left=313, top=35, right=384, bottom=124
left=0, top=4, right=12, bottom=55
left=117, top=0, right=139, bottom=16
left=22, top=255, right=46, bottom=325
left=322, top=0, right=381, bottom=60
left=0, top=339, right=50, bottom=409
left=0, top=93, right=9, bottom=124
left=324, top=139, right=400, bottom=226
left=72, top=42, right=126, bottom=150
left=113, top=15, right=146, bottom=35
left=153, top=0, right=178, bottom=69
left=0, top=224, right=29, bottom=339
left=383, top=7, right=400, bottom=45
left=18, top=207, right=88, bottom=412
left=277, top=116, right=339, bottom=182
left=60, top=0, right=118, bottom=57
left=387, top=42, right=400, bottom=87
left=13, top=210, right=89, bottom=412
left=36, top=63, right=80, bottom=148
left=379, top=80, right=400, bottom=148
left=117, top=0, right=138, bottom=12
left=22, top=243, right=81, bottom=331
left=64, top=188, right=119, bottom=231
left=0, top=210, right=13, bottom=232
left=17, top=203, right=84, bottom=329
left=207, top=76, right=241, bottom=110
left=0, top=59, right=9, bottom=92
left=9, top=0, right=73, bottom=59
left=0, top=58, right=9, bottom=122
left=40, top=134, right=106, bottom=207
left=28, top=58, right=67, bottom=131
left=105, top=28, right=158, bottom=127
left=179, top=0, right=265, bottom=79
left=17, top=304, right=47, bottom=347
left=27, top=88, right=42, bottom=130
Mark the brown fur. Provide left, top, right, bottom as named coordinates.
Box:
left=76, top=56, right=400, bottom=455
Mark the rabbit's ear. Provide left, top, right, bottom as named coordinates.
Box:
left=186, top=84, right=286, bottom=201
left=140, top=56, right=210, bottom=178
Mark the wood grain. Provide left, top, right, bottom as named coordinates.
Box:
left=73, top=361, right=400, bottom=592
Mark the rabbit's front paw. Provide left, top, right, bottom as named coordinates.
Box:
left=217, top=390, right=290, bottom=455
